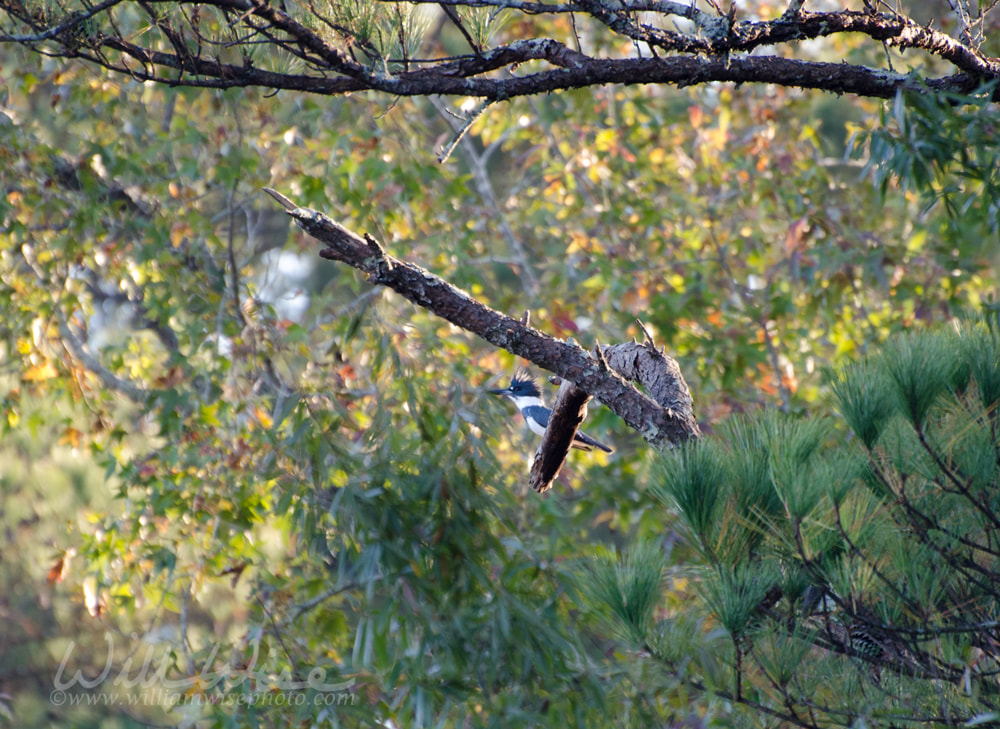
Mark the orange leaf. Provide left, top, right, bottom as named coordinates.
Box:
left=688, top=105, right=704, bottom=128
left=58, top=427, right=83, bottom=447
left=23, top=362, right=58, bottom=382
left=47, top=549, right=75, bottom=584
left=785, top=217, right=810, bottom=254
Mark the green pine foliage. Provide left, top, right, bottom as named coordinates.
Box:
left=635, top=315, right=1000, bottom=727
left=581, top=540, right=668, bottom=646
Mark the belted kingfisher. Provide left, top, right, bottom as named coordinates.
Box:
left=488, top=371, right=613, bottom=453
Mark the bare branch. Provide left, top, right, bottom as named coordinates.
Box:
left=436, top=98, right=494, bottom=163
left=3, top=0, right=997, bottom=100
left=429, top=96, right=539, bottom=295
left=57, top=317, right=148, bottom=402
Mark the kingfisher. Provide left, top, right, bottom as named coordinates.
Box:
left=488, top=370, right=613, bottom=453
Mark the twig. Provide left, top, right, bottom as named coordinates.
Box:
left=437, top=99, right=495, bottom=163
left=593, top=339, right=610, bottom=370
left=289, top=583, right=358, bottom=623
left=635, top=318, right=656, bottom=349
left=439, top=2, right=483, bottom=55
left=429, top=96, right=539, bottom=294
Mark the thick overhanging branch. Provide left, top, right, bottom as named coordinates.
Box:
left=262, top=189, right=701, bottom=449
left=52, top=39, right=998, bottom=100
left=362, top=55, right=976, bottom=100
left=97, top=37, right=369, bottom=92
left=2, top=0, right=997, bottom=99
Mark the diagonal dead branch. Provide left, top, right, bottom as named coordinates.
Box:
left=262, top=189, right=701, bottom=448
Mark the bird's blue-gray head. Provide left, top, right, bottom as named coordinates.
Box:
left=488, top=370, right=543, bottom=406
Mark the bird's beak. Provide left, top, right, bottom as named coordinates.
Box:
left=488, top=388, right=509, bottom=396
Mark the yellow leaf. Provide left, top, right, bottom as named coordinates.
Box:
left=23, top=362, right=58, bottom=381
left=254, top=406, right=273, bottom=429
left=567, top=230, right=588, bottom=254
left=594, top=129, right=617, bottom=152
left=199, top=402, right=221, bottom=426
left=170, top=222, right=192, bottom=248
left=391, top=217, right=413, bottom=240
left=593, top=509, right=615, bottom=525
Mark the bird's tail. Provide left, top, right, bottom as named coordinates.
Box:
left=573, top=430, right=613, bottom=453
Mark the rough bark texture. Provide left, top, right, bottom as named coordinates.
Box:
left=2, top=0, right=997, bottom=100
left=528, top=379, right=591, bottom=493
left=603, top=342, right=700, bottom=437
left=263, top=189, right=702, bottom=450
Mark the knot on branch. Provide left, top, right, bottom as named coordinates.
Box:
left=602, top=338, right=699, bottom=435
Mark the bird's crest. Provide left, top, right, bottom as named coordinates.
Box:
left=510, top=368, right=541, bottom=396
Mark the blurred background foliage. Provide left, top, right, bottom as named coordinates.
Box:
left=0, top=1, right=998, bottom=726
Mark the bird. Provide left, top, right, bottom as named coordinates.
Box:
left=847, top=621, right=891, bottom=685
left=488, top=370, right=613, bottom=453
